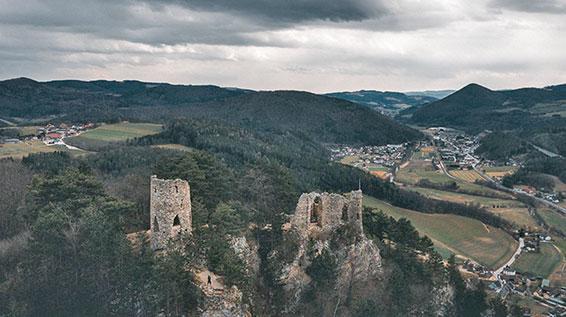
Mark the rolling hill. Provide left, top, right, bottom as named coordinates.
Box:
left=0, top=78, right=422, bottom=146
left=407, top=83, right=566, bottom=131
left=0, top=77, right=249, bottom=118
left=326, top=90, right=437, bottom=116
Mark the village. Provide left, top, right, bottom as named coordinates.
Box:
left=329, top=143, right=409, bottom=182
left=428, top=127, right=564, bottom=207
left=0, top=122, right=95, bottom=146
left=460, top=229, right=565, bottom=316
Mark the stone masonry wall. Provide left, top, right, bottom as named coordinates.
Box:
left=289, top=190, right=363, bottom=240
left=150, top=175, right=192, bottom=250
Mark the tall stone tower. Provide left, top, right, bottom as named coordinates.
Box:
left=150, top=175, right=192, bottom=251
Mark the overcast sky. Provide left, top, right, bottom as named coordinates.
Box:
left=0, top=0, right=565, bottom=92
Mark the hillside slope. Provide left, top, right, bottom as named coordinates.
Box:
left=326, top=90, right=436, bottom=115
left=0, top=78, right=422, bottom=146
left=0, top=77, right=248, bottom=118
left=408, top=83, right=566, bottom=131
left=122, top=90, right=423, bottom=145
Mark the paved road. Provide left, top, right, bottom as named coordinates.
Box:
left=494, top=238, right=524, bottom=276
left=472, top=165, right=566, bottom=215
left=437, top=159, right=458, bottom=181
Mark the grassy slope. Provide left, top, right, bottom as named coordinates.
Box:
left=0, top=141, right=66, bottom=159
left=72, top=123, right=163, bottom=142
left=363, top=195, right=518, bottom=269
left=396, top=159, right=513, bottom=198
left=512, top=243, right=562, bottom=278
left=538, top=208, right=566, bottom=233
left=407, top=187, right=537, bottom=228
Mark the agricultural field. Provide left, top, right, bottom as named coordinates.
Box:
left=339, top=155, right=359, bottom=165
left=396, top=160, right=451, bottom=185
left=397, top=159, right=513, bottom=199
left=407, top=187, right=537, bottom=228
left=480, top=166, right=518, bottom=179
left=0, top=126, right=41, bottom=137
left=411, top=146, right=435, bottom=160
left=151, top=144, right=194, bottom=152
left=537, top=208, right=566, bottom=233
left=449, top=169, right=483, bottom=182
left=66, top=122, right=163, bottom=150
left=363, top=195, right=518, bottom=269
left=74, top=122, right=162, bottom=142
left=0, top=141, right=66, bottom=159
left=487, top=208, right=538, bottom=229
left=512, top=243, right=562, bottom=279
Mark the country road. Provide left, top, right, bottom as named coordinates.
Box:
left=472, top=165, right=566, bottom=215
left=494, top=238, right=524, bottom=276
left=0, top=118, right=16, bottom=126
left=531, top=143, right=563, bottom=159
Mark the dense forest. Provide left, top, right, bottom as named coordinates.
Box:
left=0, top=78, right=421, bottom=145
left=475, top=132, right=531, bottom=161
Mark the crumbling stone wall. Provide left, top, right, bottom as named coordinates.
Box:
left=150, top=175, right=192, bottom=250
left=289, top=190, right=363, bottom=240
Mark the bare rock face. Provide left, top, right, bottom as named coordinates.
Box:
left=276, top=190, right=382, bottom=313
left=201, top=286, right=250, bottom=317
left=428, top=284, right=454, bottom=316
left=150, top=175, right=192, bottom=251
left=335, top=238, right=382, bottom=297
left=231, top=236, right=260, bottom=277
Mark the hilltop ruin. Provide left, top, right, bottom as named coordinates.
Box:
left=150, top=175, right=192, bottom=250
left=289, top=189, right=364, bottom=240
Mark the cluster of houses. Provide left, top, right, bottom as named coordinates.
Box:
left=39, top=123, right=94, bottom=144
left=489, top=267, right=565, bottom=316
left=462, top=260, right=493, bottom=279
left=0, top=122, right=95, bottom=145
left=522, top=232, right=552, bottom=253
left=329, top=143, right=408, bottom=181
left=427, top=127, right=481, bottom=169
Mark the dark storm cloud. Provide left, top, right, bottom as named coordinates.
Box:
left=148, top=0, right=389, bottom=24
left=0, top=0, right=564, bottom=91
left=490, top=0, right=566, bottom=14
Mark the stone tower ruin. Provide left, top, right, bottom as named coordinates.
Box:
left=150, top=175, right=192, bottom=250
left=290, top=189, right=363, bottom=239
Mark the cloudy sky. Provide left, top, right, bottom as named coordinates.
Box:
left=0, top=0, right=565, bottom=92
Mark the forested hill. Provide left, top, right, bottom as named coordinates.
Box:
left=406, top=82, right=566, bottom=132
left=0, top=78, right=422, bottom=145
left=173, top=91, right=423, bottom=145
left=0, top=77, right=248, bottom=117
left=325, top=90, right=437, bottom=115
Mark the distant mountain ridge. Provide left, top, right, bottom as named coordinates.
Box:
left=405, top=90, right=455, bottom=99
left=0, top=77, right=422, bottom=145
left=325, top=90, right=437, bottom=116
left=408, top=83, right=566, bottom=130
left=406, top=82, right=566, bottom=157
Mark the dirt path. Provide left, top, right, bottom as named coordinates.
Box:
left=0, top=118, right=16, bottom=126
left=196, top=270, right=225, bottom=293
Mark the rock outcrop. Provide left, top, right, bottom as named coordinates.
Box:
left=275, top=190, right=383, bottom=314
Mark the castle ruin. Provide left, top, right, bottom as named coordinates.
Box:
left=289, top=189, right=363, bottom=239
left=150, top=175, right=192, bottom=250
